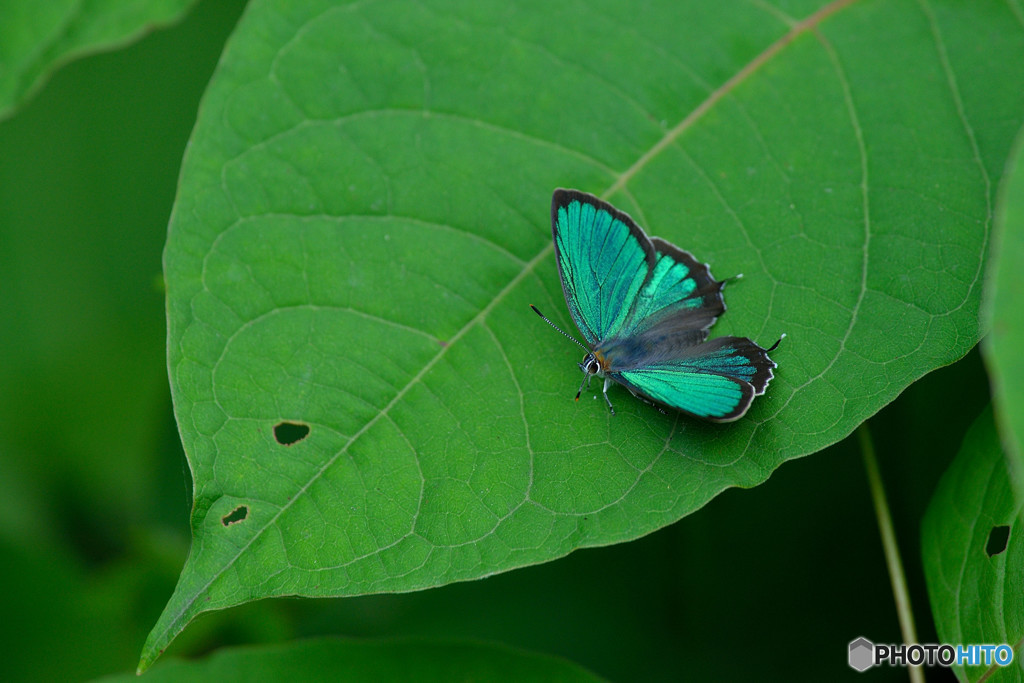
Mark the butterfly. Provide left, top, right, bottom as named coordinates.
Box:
left=531, top=189, right=781, bottom=421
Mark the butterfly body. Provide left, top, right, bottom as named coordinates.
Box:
left=541, top=189, right=778, bottom=422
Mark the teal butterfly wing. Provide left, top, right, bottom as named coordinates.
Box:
left=620, top=236, right=727, bottom=341
left=552, top=189, right=724, bottom=343
left=609, top=337, right=775, bottom=421
left=551, top=189, right=649, bottom=344
left=550, top=189, right=777, bottom=421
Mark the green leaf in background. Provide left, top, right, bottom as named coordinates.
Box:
left=108, top=638, right=604, bottom=682
left=0, top=2, right=247, bottom=678
left=985, top=123, right=1024, bottom=494
left=145, top=0, right=1024, bottom=669
left=922, top=407, right=1024, bottom=682
left=0, top=0, right=197, bottom=120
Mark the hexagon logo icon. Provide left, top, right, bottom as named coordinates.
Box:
left=849, top=637, right=874, bottom=672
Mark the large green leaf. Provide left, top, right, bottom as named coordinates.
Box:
left=985, top=123, right=1024, bottom=493
left=922, top=407, right=1024, bottom=683
left=145, top=0, right=1024, bottom=670
left=0, top=0, right=196, bottom=120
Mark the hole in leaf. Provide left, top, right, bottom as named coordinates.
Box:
left=986, top=525, right=1010, bottom=557
left=274, top=421, right=310, bottom=445
left=221, top=505, right=248, bottom=526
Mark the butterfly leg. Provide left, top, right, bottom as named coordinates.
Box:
left=602, top=377, right=616, bottom=416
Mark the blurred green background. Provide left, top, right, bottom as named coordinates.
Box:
left=0, top=0, right=985, bottom=680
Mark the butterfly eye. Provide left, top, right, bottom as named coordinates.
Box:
left=581, top=355, right=600, bottom=375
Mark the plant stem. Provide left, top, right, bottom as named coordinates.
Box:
left=859, top=423, right=923, bottom=683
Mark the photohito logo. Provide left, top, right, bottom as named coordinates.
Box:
left=848, top=637, right=1014, bottom=672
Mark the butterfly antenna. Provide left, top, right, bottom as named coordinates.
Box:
left=530, top=305, right=588, bottom=351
